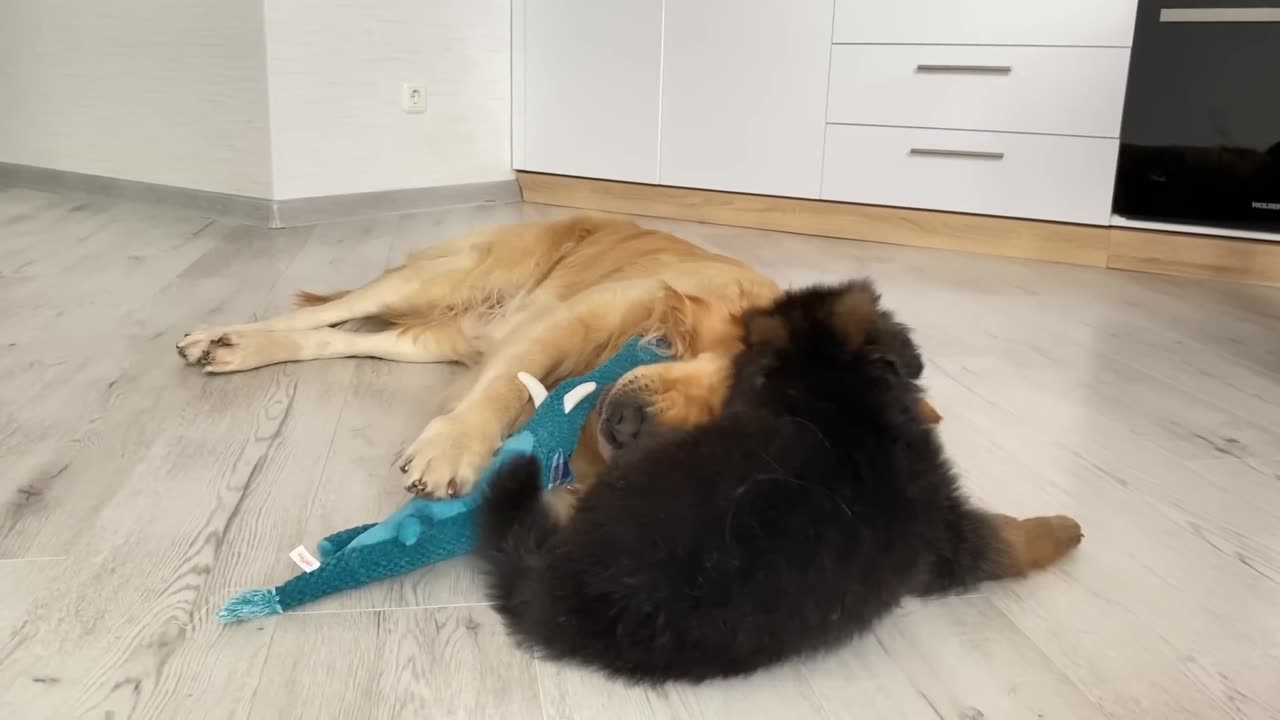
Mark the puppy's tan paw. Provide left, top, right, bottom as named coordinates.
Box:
left=1017, top=514, right=1083, bottom=571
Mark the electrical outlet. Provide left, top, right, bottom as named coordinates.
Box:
left=402, top=84, right=426, bottom=114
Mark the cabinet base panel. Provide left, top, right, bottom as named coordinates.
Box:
left=517, top=172, right=1280, bottom=287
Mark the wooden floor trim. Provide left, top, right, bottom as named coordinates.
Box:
left=1106, top=228, right=1280, bottom=286
left=517, top=172, right=1280, bottom=287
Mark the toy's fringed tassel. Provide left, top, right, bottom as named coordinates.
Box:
left=217, top=588, right=283, bottom=623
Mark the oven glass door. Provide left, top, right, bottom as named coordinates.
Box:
left=1114, top=0, right=1280, bottom=231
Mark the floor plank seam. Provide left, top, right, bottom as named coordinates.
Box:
left=289, top=601, right=496, bottom=617
left=533, top=653, right=550, bottom=720
left=240, top=617, right=279, bottom=717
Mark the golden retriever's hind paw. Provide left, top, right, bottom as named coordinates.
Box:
left=198, top=334, right=243, bottom=373
left=179, top=332, right=279, bottom=374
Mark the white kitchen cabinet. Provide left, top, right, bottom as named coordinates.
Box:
left=514, top=0, right=1138, bottom=228
left=514, top=0, right=663, bottom=183
left=657, top=0, right=833, bottom=198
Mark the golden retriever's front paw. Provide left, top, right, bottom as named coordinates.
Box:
left=176, top=329, right=227, bottom=365
left=398, top=417, right=499, bottom=498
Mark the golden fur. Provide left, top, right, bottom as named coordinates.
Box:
left=176, top=214, right=939, bottom=498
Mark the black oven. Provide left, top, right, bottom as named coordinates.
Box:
left=1113, top=1, right=1280, bottom=233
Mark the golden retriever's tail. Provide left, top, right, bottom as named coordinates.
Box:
left=293, top=289, right=350, bottom=308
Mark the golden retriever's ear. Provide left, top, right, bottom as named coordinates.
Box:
left=743, top=309, right=790, bottom=350
left=829, top=282, right=878, bottom=350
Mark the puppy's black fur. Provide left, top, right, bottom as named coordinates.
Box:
left=479, top=281, right=1019, bottom=683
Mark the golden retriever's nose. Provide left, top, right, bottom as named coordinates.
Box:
left=601, top=392, right=648, bottom=450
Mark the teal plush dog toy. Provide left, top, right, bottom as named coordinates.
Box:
left=217, top=336, right=670, bottom=623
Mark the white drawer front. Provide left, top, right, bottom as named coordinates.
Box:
left=827, top=45, right=1130, bottom=138
left=821, top=125, right=1118, bottom=225
left=833, top=0, right=1138, bottom=47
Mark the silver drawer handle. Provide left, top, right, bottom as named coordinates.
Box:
left=1160, top=8, right=1280, bottom=23
left=909, top=148, right=1005, bottom=160
left=915, top=64, right=1012, bottom=74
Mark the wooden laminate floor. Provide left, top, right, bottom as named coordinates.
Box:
left=2, top=187, right=1280, bottom=719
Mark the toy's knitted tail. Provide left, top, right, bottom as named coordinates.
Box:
left=217, top=518, right=474, bottom=623
left=217, top=523, right=376, bottom=622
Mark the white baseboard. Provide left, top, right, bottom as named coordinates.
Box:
left=271, top=180, right=521, bottom=227
left=0, top=161, right=273, bottom=226
left=0, top=162, right=522, bottom=228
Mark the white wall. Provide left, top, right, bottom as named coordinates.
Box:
left=0, top=0, right=272, bottom=198
left=263, top=0, right=513, bottom=200
left=0, top=0, right=513, bottom=200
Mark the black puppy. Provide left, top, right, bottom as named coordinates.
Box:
left=479, top=280, right=1081, bottom=683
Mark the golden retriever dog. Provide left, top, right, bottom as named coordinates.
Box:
left=176, top=214, right=940, bottom=498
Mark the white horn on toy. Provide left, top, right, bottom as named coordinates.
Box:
left=516, top=371, right=548, bottom=408
left=562, top=382, right=597, bottom=414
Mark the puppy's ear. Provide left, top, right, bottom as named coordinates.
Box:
left=918, top=397, right=943, bottom=425
left=829, top=281, right=879, bottom=350
left=742, top=309, right=790, bottom=350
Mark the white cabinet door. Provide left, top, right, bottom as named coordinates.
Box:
left=515, top=0, right=662, bottom=182
left=658, top=0, right=833, bottom=198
